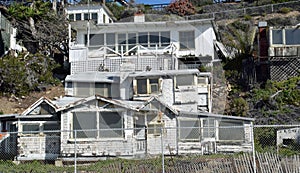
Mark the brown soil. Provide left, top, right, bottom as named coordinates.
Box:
left=0, top=85, right=65, bottom=114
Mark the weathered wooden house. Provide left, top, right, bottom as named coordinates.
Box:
left=5, top=94, right=253, bottom=161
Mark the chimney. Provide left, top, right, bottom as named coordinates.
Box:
left=134, top=10, right=145, bottom=23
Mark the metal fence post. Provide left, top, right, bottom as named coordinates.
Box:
left=161, top=127, right=165, bottom=173
left=74, top=130, right=77, bottom=173
left=251, top=123, right=256, bottom=173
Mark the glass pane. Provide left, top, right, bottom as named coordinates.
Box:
left=134, top=114, right=145, bottom=136
left=285, top=29, right=300, bottom=45
left=219, top=121, right=244, bottom=141
left=91, top=13, right=97, bottom=21
left=95, top=83, right=111, bottom=97
left=138, top=32, right=148, bottom=47
left=161, top=31, right=170, bottom=46
left=179, top=120, right=200, bottom=141
left=179, top=31, right=195, bottom=50
left=149, top=32, right=159, bottom=47
left=90, top=34, right=104, bottom=46
left=272, top=29, right=283, bottom=44
left=176, top=75, right=194, bottom=86
left=84, top=13, right=89, bottom=20
left=203, top=119, right=215, bottom=138
left=75, top=13, right=81, bottom=21
left=99, top=112, right=122, bottom=138
left=73, top=112, right=97, bottom=138
left=137, top=79, right=147, bottom=94
left=128, top=33, right=136, bottom=50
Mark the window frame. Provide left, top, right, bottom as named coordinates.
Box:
left=134, top=77, right=161, bottom=96
left=179, top=30, right=195, bottom=50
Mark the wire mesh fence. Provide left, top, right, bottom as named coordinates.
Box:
left=1, top=125, right=300, bottom=172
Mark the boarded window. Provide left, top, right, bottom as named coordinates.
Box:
left=179, top=31, right=195, bottom=50
left=99, top=112, right=123, bottom=138
left=272, top=29, right=283, bottom=44
left=219, top=121, right=244, bottom=141
left=285, top=29, right=300, bottom=45
left=179, top=119, right=200, bottom=141
left=176, top=75, right=194, bottom=86
left=73, top=112, right=97, bottom=138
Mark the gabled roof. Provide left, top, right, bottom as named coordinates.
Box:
left=21, top=97, right=59, bottom=116
left=139, top=96, right=179, bottom=115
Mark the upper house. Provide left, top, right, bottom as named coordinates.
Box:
left=65, top=4, right=219, bottom=74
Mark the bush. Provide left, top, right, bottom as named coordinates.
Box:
left=279, top=7, right=292, bottom=14
left=230, top=97, right=249, bottom=116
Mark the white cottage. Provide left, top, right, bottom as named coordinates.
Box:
left=7, top=95, right=253, bottom=161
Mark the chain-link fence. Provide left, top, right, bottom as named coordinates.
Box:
left=1, top=125, right=300, bottom=172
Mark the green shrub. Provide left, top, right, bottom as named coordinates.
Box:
left=230, top=97, right=249, bottom=116
left=244, top=14, right=252, bottom=21
left=279, top=7, right=292, bottom=14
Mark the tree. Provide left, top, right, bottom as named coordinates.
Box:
left=7, top=1, right=69, bottom=58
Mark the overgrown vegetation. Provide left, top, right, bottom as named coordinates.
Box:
left=0, top=52, right=59, bottom=96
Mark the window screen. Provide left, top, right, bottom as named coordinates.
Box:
left=272, top=29, right=283, bottom=44
left=76, top=82, right=91, bottom=97
left=23, top=124, right=40, bottom=133
left=202, top=119, right=215, bottom=138
left=73, top=112, right=97, bottom=138
left=99, top=112, right=123, bottom=138
left=176, top=75, right=194, bottom=86
left=137, top=79, right=147, bottom=94
left=179, top=119, right=200, bottom=141
left=179, top=31, right=195, bottom=50
left=95, top=83, right=111, bottom=97
left=285, top=29, right=300, bottom=45
left=90, top=34, right=104, bottom=46
left=219, top=121, right=244, bottom=141
left=44, top=123, right=60, bottom=135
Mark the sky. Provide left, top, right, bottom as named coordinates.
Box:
left=135, top=0, right=171, bottom=5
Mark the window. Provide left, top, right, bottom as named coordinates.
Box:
left=176, top=75, right=194, bottom=86
left=179, top=119, right=200, bottom=141
left=69, top=14, right=74, bottom=21
left=99, top=112, right=123, bottom=138
left=285, top=29, right=300, bottom=45
left=44, top=123, right=60, bottom=135
left=95, top=83, right=111, bottom=97
left=138, top=32, right=148, bottom=47
left=202, top=119, right=215, bottom=138
left=149, top=32, right=159, bottom=47
left=219, top=121, right=244, bottom=141
left=89, top=34, right=104, bottom=46
left=128, top=33, right=137, bottom=51
left=179, top=31, right=195, bottom=50
left=76, top=82, right=91, bottom=97
left=135, top=78, right=160, bottom=95
left=118, top=33, right=126, bottom=53
left=66, top=82, right=72, bottom=88
left=73, top=112, right=97, bottom=138
left=22, top=124, right=40, bottom=134
left=134, top=114, right=145, bottom=137
left=84, top=13, right=89, bottom=20
left=91, top=13, right=97, bottom=22
left=137, top=79, right=147, bottom=94
left=161, top=31, right=170, bottom=47
left=75, top=13, right=81, bottom=21
left=103, top=14, right=106, bottom=23
left=148, top=122, right=164, bottom=136
left=272, top=29, right=283, bottom=44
